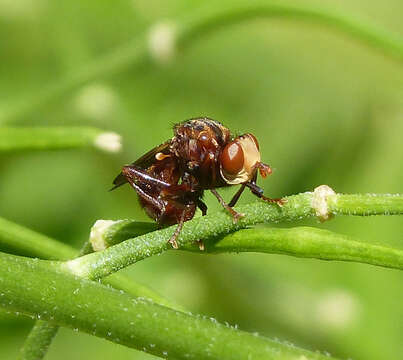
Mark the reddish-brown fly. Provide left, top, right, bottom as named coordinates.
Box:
left=112, top=118, right=283, bottom=248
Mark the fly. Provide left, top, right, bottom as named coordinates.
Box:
left=112, top=118, right=283, bottom=248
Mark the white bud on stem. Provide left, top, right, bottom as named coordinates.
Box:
left=90, top=220, right=123, bottom=251
left=312, top=185, right=336, bottom=221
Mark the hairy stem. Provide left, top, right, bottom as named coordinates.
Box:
left=0, top=217, right=184, bottom=360
left=19, top=239, right=90, bottom=360
left=0, top=216, right=182, bottom=308
left=0, top=252, right=335, bottom=360
left=18, top=321, right=59, bottom=360
left=9, top=220, right=182, bottom=360
left=64, top=191, right=403, bottom=280
left=95, top=222, right=403, bottom=270
left=202, top=227, right=403, bottom=270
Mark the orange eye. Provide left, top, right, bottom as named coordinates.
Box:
left=220, top=142, right=244, bottom=175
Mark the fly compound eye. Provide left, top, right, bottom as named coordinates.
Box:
left=220, top=141, right=244, bottom=175
left=220, top=134, right=261, bottom=185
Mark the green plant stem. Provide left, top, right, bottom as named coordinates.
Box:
left=7, top=191, right=402, bottom=359
left=203, top=227, right=403, bottom=270
left=0, top=215, right=181, bottom=308
left=64, top=192, right=403, bottom=280
left=1, top=3, right=402, bottom=124
left=0, top=252, right=335, bottom=360
left=96, top=221, right=403, bottom=270
left=0, top=127, right=118, bottom=152
left=0, top=217, right=73, bottom=260
left=19, top=236, right=102, bottom=360
left=19, top=321, right=59, bottom=360
left=20, top=271, right=187, bottom=360
left=7, top=191, right=403, bottom=359
left=10, top=221, right=182, bottom=360
left=90, top=220, right=158, bottom=251
left=96, top=221, right=158, bottom=248
left=179, top=4, right=403, bottom=60
left=0, top=218, right=184, bottom=360
left=327, top=193, right=403, bottom=215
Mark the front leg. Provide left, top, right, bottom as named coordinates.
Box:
left=210, top=189, right=245, bottom=222
left=246, top=182, right=285, bottom=206
left=197, top=199, right=208, bottom=216
left=228, top=183, right=246, bottom=207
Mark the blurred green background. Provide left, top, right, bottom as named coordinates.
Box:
left=1, top=0, right=402, bottom=359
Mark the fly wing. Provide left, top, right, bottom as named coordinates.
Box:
left=110, top=140, right=172, bottom=191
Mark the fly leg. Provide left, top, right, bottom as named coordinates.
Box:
left=121, top=166, right=166, bottom=211
left=195, top=199, right=208, bottom=250
left=122, top=166, right=189, bottom=244
left=168, top=211, right=185, bottom=249
left=210, top=189, right=245, bottom=222
left=121, top=165, right=201, bottom=248
left=246, top=182, right=285, bottom=206
left=122, top=165, right=172, bottom=189
left=228, top=183, right=246, bottom=207
left=197, top=199, right=208, bottom=216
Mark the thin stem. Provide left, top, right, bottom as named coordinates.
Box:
left=94, top=221, right=403, bottom=271
left=0, top=127, right=121, bottom=153
left=202, top=227, right=403, bottom=270
left=90, top=220, right=158, bottom=251
left=178, top=4, right=403, bottom=60
left=0, top=252, right=335, bottom=360
left=328, top=193, right=403, bottom=215
left=64, top=192, right=403, bottom=280
left=0, top=217, right=73, bottom=260
left=18, top=321, right=59, bottom=360
left=1, top=4, right=402, bottom=124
